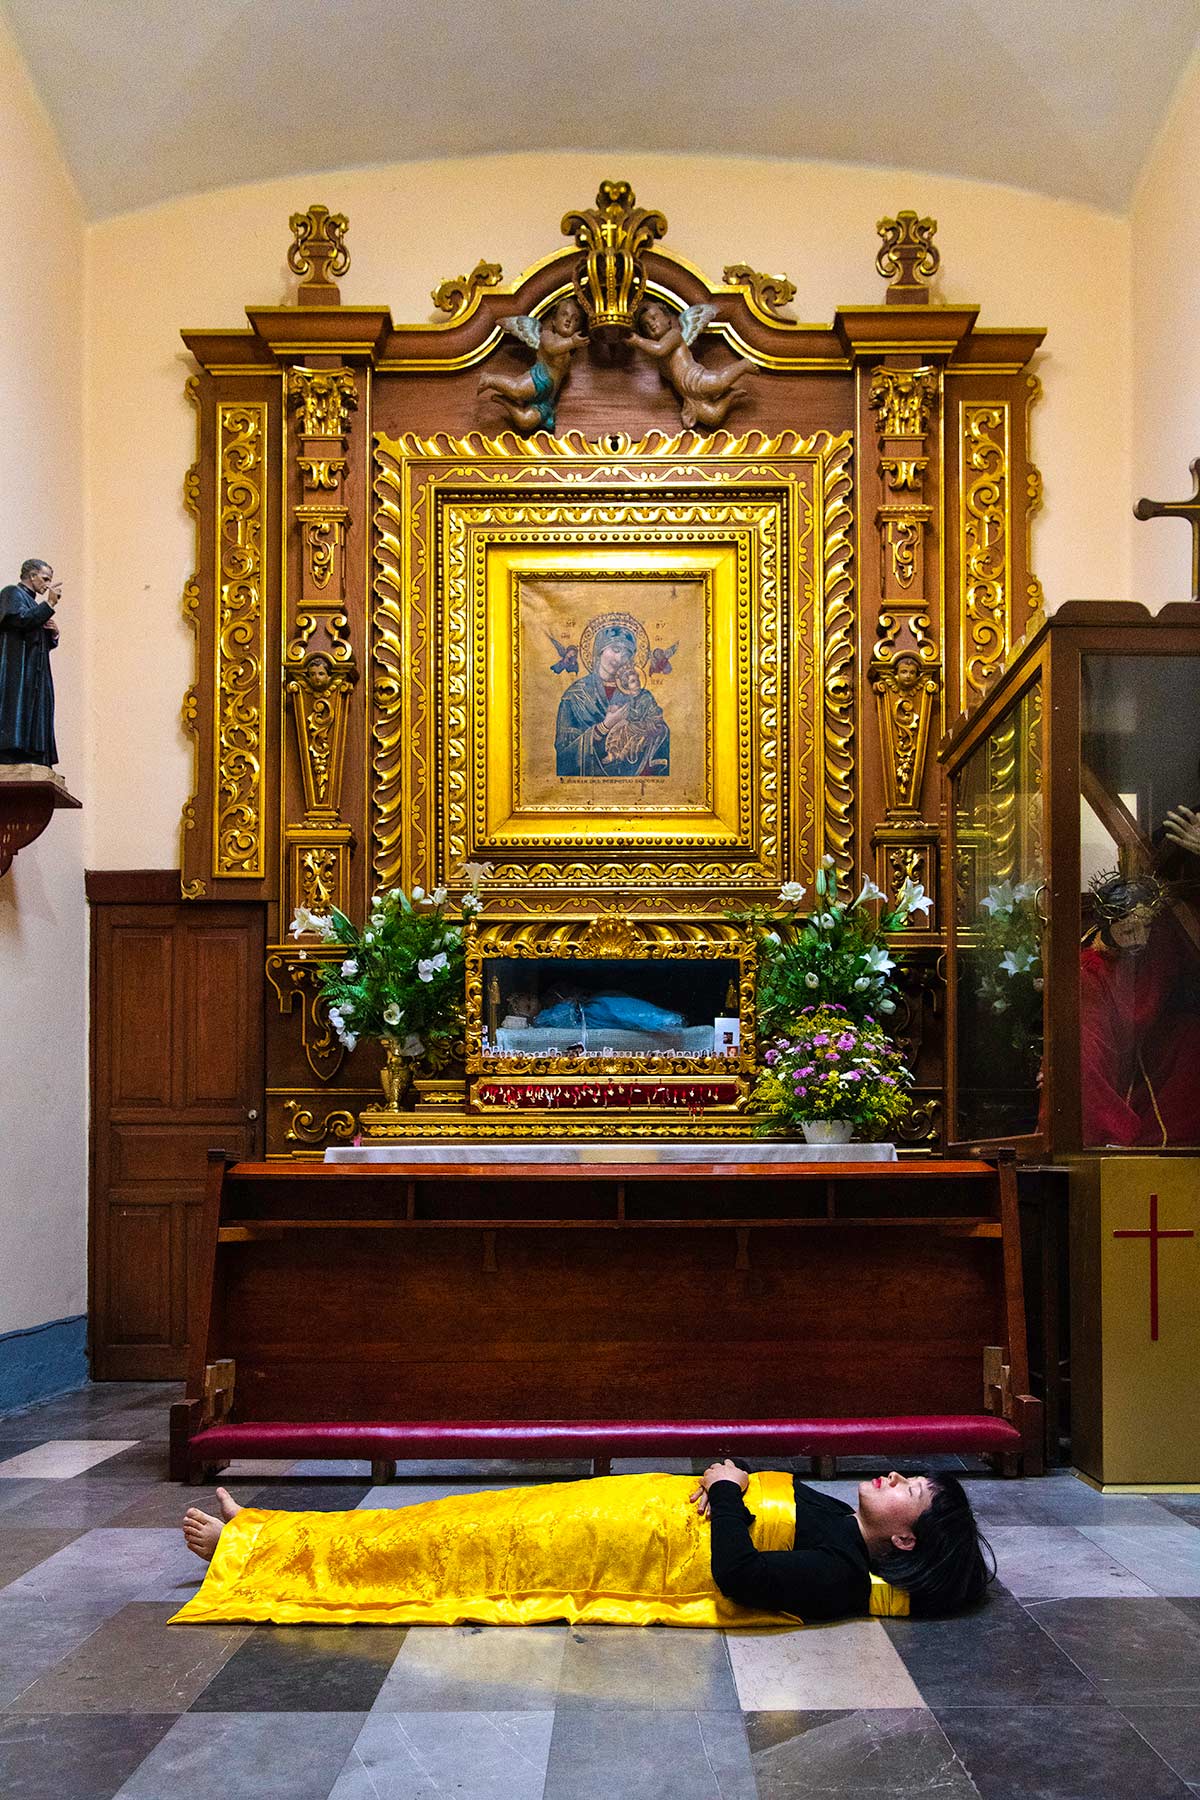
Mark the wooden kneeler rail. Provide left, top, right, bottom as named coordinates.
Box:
left=171, top=1148, right=1043, bottom=1482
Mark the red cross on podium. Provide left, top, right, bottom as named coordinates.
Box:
left=1112, top=1191, right=1195, bottom=1342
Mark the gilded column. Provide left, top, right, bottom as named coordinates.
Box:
left=283, top=366, right=359, bottom=919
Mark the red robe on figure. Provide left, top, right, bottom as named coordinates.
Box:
left=1080, top=921, right=1200, bottom=1146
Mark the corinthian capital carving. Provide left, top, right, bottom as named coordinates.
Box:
left=869, top=367, right=939, bottom=440
left=287, top=367, right=358, bottom=439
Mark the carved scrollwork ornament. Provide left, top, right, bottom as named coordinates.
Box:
left=431, top=259, right=503, bottom=317
left=214, top=404, right=266, bottom=878
left=722, top=264, right=797, bottom=319
left=266, top=949, right=346, bottom=1082
left=288, top=205, right=350, bottom=292
left=871, top=655, right=940, bottom=814
left=284, top=1101, right=357, bottom=1148
left=875, top=212, right=940, bottom=301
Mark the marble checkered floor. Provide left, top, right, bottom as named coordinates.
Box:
left=2, top=1387, right=1200, bottom=1798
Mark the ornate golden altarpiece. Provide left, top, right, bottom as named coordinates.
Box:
left=178, top=192, right=1044, bottom=1154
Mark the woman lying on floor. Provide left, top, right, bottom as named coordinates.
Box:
left=172, top=1458, right=995, bottom=1629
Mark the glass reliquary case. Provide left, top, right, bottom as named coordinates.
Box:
left=463, top=915, right=756, bottom=1127
left=941, top=602, right=1200, bottom=1158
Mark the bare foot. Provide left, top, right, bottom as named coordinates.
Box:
left=215, top=1486, right=242, bottom=1523
left=182, top=1505, right=223, bottom=1562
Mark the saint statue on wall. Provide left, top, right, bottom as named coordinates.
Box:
left=0, top=558, right=60, bottom=768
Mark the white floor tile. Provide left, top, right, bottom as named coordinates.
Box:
left=726, top=1618, right=925, bottom=1710
left=0, top=1440, right=139, bottom=1479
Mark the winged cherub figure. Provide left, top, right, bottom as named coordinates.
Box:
left=630, top=301, right=754, bottom=429
left=478, top=297, right=589, bottom=433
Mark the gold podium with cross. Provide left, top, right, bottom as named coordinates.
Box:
left=1071, top=1158, right=1200, bottom=1488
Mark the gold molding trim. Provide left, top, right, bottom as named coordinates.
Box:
left=960, top=401, right=1011, bottom=697
left=1025, top=374, right=1045, bottom=613
left=370, top=427, right=853, bottom=905
left=213, top=402, right=267, bottom=878
left=722, top=263, right=797, bottom=320
left=179, top=376, right=207, bottom=898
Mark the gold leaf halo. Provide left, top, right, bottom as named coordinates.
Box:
left=578, top=610, right=650, bottom=673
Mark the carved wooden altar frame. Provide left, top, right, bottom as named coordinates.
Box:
left=178, top=192, right=1045, bottom=1156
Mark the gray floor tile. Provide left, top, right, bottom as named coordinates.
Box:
left=242, top=1481, right=372, bottom=1512
left=727, top=1619, right=924, bottom=1710
left=392, top=1458, right=591, bottom=1481
left=4, top=1528, right=199, bottom=1608
left=0, top=1480, right=164, bottom=1529
left=328, top=1711, right=555, bottom=1800
left=373, top=1624, right=567, bottom=1710
left=968, top=1477, right=1180, bottom=1528
left=748, top=1708, right=978, bottom=1798
left=985, top=1525, right=1155, bottom=1597
left=543, top=1707, right=756, bottom=1800
left=354, top=1480, right=528, bottom=1510
left=8, top=1602, right=248, bottom=1715
left=0, top=1594, right=115, bottom=1710
left=1030, top=1597, right=1200, bottom=1703
left=556, top=1623, right=740, bottom=1711
left=883, top=1596, right=1101, bottom=1706
left=0, top=1712, right=176, bottom=1800
left=111, top=1710, right=365, bottom=1800
left=0, top=1530, right=83, bottom=1591
left=936, top=1702, right=1191, bottom=1798
left=1123, top=1705, right=1200, bottom=1784
left=106, top=1477, right=266, bottom=1528
left=1078, top=1524, right=1200, bottom=1596
left=192, top=1624, right=406, bottom=1713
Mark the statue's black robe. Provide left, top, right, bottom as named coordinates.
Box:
left=0, top=583, right=57, bottom=764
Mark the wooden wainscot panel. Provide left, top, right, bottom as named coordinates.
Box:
left=180, top=923, right=261, bottom=1111
left=106, top=924, right=175, bottom=1109
left=105, top=1202, right=173, bottom=1347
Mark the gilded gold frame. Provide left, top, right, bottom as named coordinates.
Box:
left=372, top=428, right=855, bottom=912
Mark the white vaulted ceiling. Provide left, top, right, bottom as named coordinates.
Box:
left=4, top=0, right=1198, bottom=219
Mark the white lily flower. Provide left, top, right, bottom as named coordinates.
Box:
left=981, top=880, right=1015, bottom=917
left=879, top=997, right=896, bottom=1014
left=417, top=951, right=449, bottom=982
left=821, top=853, right=835, bottom=869
left=370, top=912, right=385, bottom=928
left=431, top=886, right=448, bottom=906
left=1000, top=946, right=1036, bottom=976
left=896, top=878, right=932, bottom=916
left=461, top=893, right=483, bottom=914
left=854, top=976, right=869, bottom=991
left=462, top=860, right=493, bottom=887
left=779, top=881, right=807, bottom=905
left=383, top=1002, right=403, bottom=1025
left=854, top=877, right=888, bottom=907
left=864, top=944, right=895, bottom=974
left=804, top=972, right=819, bottom=988
left=342, top=1032, right=357, bottom=1051
left=341, top=959, right=358, bottom=977
left=411, top=886, right=425, bottom=901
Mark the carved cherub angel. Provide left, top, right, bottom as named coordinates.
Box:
left=630, top=301, right=753, bottom=429
left=478, top=297, right=588, bottom=433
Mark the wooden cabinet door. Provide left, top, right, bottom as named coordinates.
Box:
left=90, top=893, right=264, bottom=1379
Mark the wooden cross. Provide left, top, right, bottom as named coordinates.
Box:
left=1134, top=458, right=1200, bottom=602
left=1111, top=1191, right=1194, bottom=1341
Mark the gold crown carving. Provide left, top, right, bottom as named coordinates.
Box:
left=561, top=180, right=667, bottom=338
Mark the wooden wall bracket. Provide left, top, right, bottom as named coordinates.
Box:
left=0, top=776, right=81, bottom=876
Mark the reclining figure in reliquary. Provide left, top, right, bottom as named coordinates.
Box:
left=478, top=296, right=589, bottom=433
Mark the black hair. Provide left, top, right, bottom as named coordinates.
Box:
left=20, top=558, right=50, bottom=582
left=875, top=1473, right=997, bottom=1617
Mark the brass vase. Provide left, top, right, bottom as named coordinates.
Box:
left=378, top=1038, right=412, bottom=1112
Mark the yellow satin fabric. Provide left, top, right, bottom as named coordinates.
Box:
left=169, top=1470, right=907, bottom=1628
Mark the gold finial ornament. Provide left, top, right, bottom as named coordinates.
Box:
left=561, top=180, right=667, bottom=349
left=288, top=205, right=350, bottom=304
left=722, top=264, right=797, bottom=319
left=875, top=212, right=939, bottom=304
left=432, top=259, right=503, bottom=318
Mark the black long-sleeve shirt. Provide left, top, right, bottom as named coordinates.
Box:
left=707, top=1477, right=871, bottom=1621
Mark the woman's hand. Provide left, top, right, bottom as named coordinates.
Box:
left=689, top=1459, right=750, bottom=1518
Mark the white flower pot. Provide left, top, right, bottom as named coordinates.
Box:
left=800, top=1119, right=855, bottom=1146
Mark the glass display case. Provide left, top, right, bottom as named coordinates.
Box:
left=942, top=603, right=1200, bottom=1157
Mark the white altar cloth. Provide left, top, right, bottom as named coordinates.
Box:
left=325, top=1141, right=898, bottom=1164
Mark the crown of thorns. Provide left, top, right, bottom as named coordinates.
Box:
left=1088, top=867, right=1165, bottom=924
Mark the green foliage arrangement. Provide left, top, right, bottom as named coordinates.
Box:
left=746, top=858, right=931, bottom=1034
left=750, top=1004, right=913, bottom=1136
left=290, top=866, right=488, bottom=1068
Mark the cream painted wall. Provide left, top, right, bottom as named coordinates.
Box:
left=1131, top=51, right=1200, bottom=606
left=84, top=152, right=1132, bottom=867
left=0, top=14, right=87, bottom=1333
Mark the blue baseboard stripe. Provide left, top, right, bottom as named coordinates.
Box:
left=0, top=1314, right=88, bottom=1413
